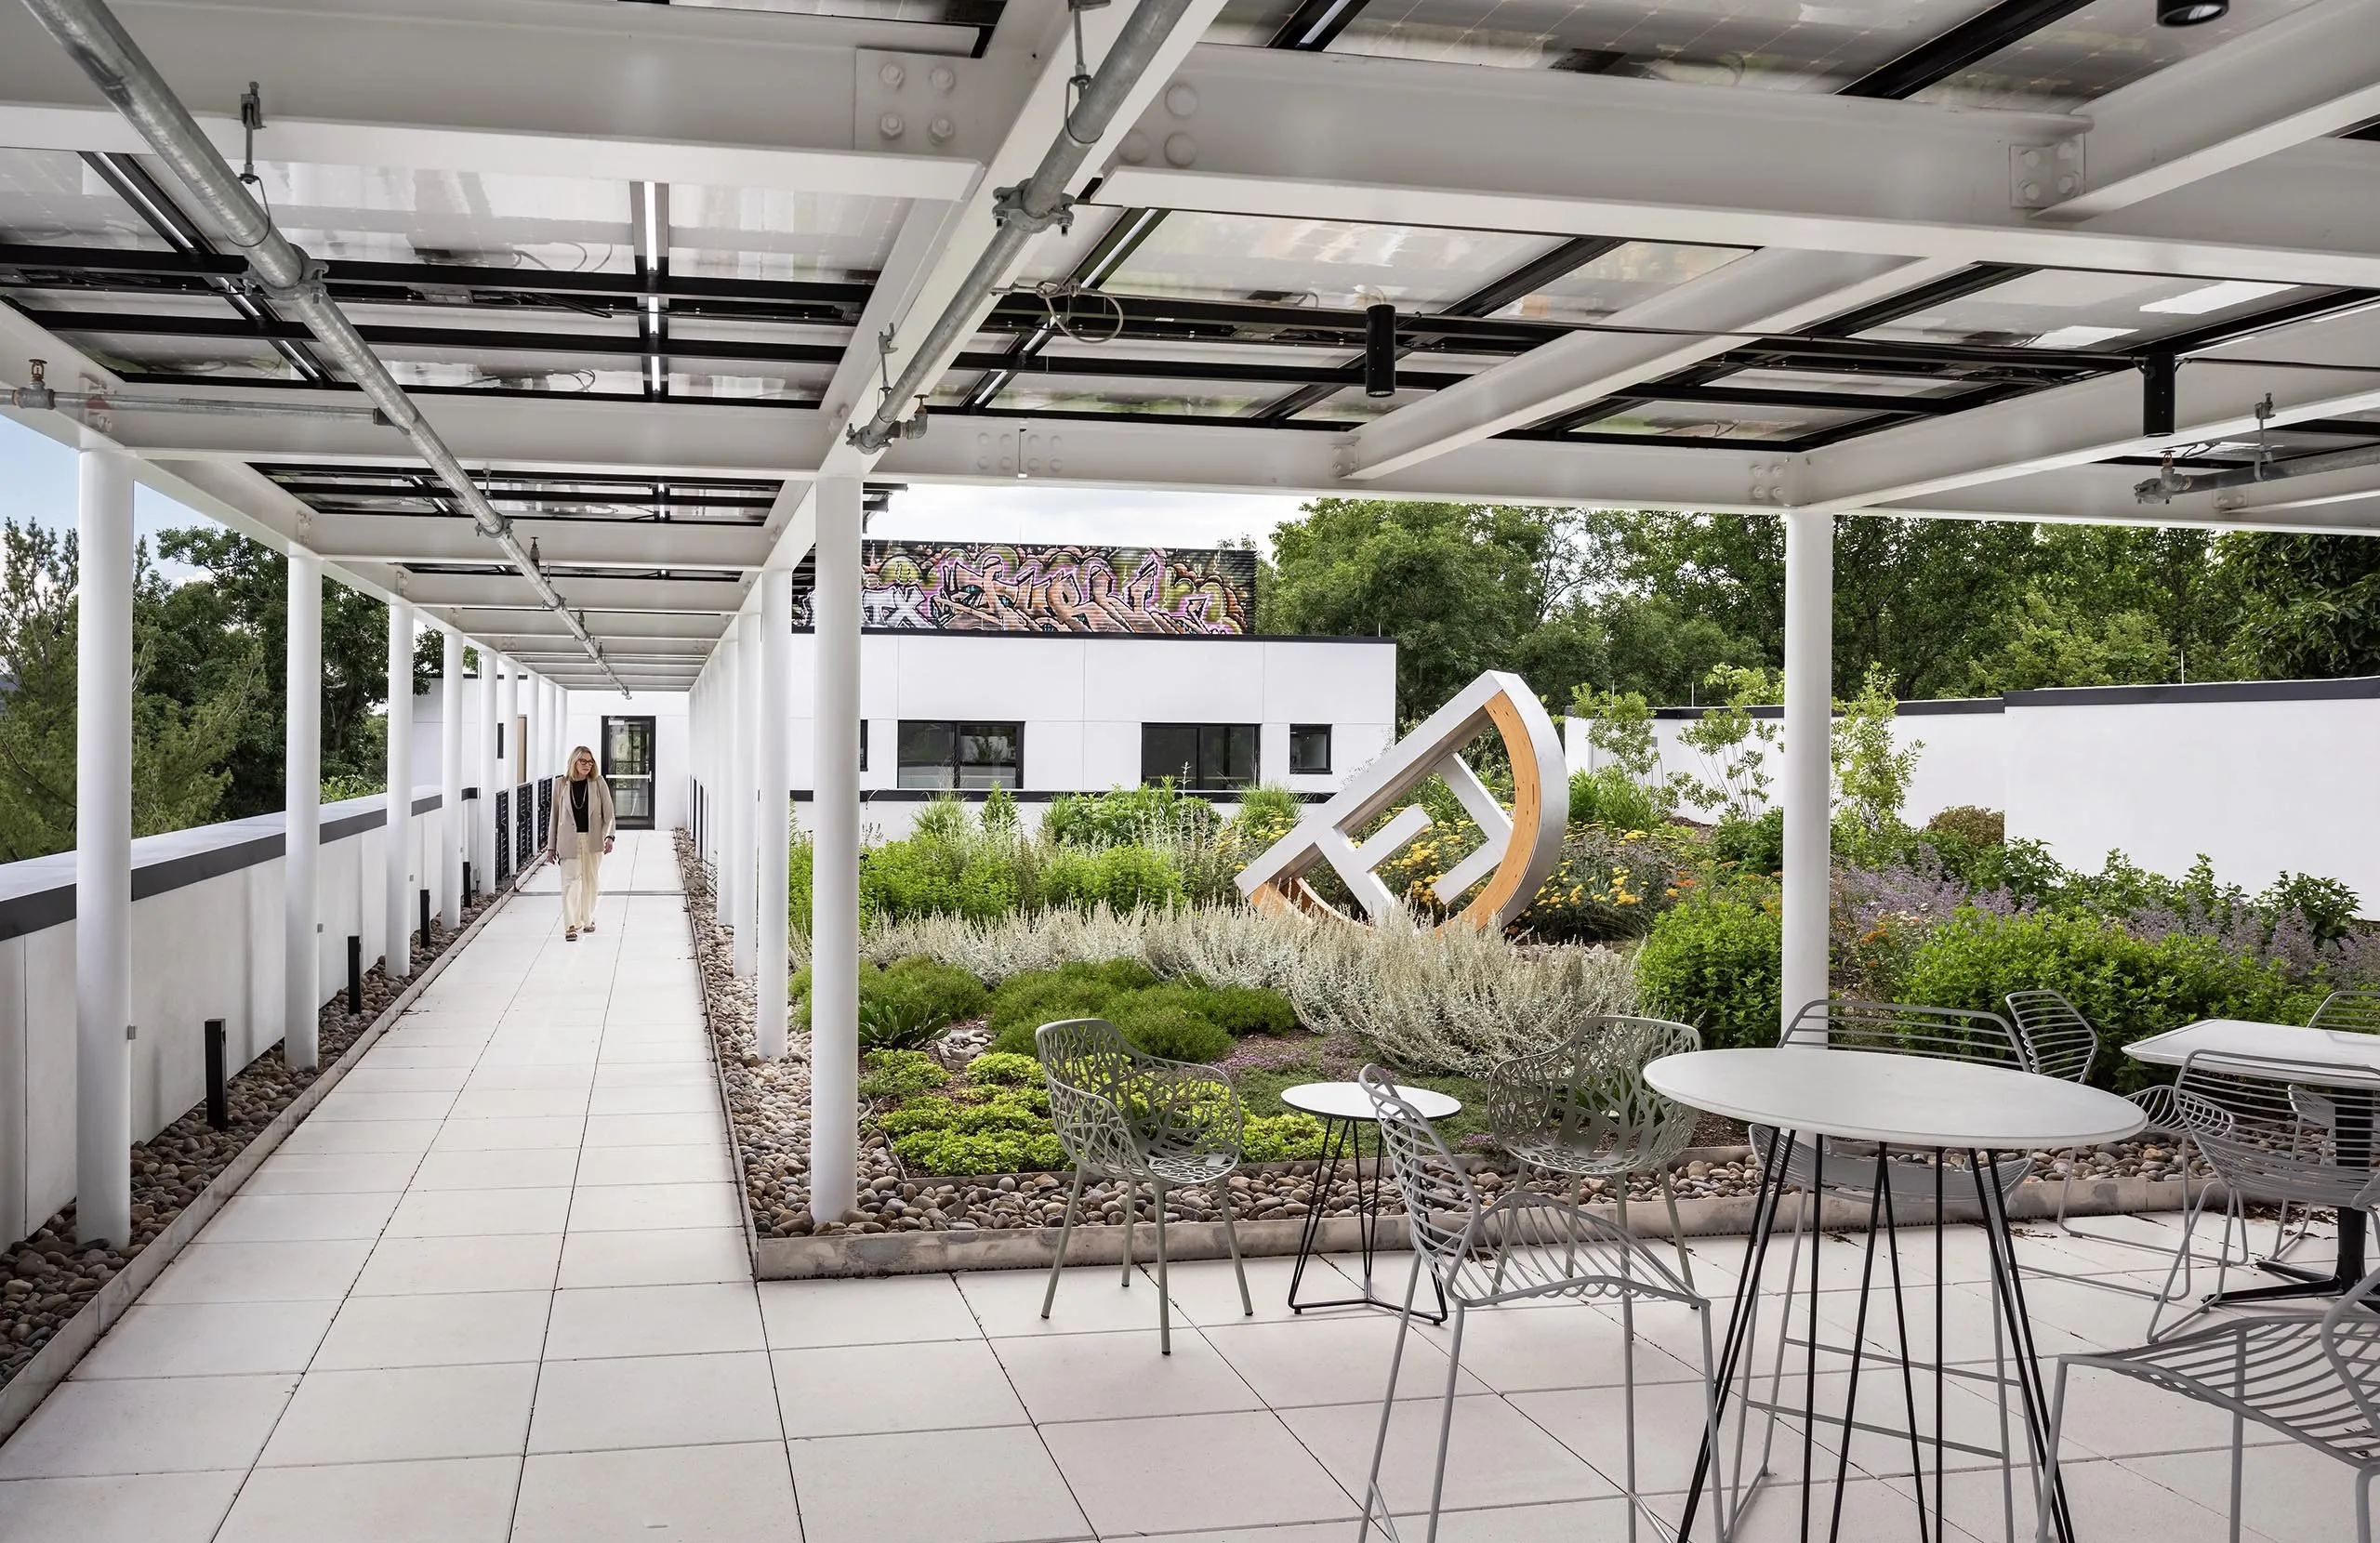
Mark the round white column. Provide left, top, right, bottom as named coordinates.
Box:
left=440, top=628, right=464, bottom=929
left=477, top=653, right=499, bottom=890
left=1780, top=508, right=1833, bottom=1036
left=808, top=477, right=863, bottom=1223
left=499, top=656, right=521, bottom=882
left=757, top=568, right=794, bottom=1059
left=384, top=598, right=415, bottom=980
left=730, top=613, right=757, bottom=978
left=284, top=543, right=322, bottom=1072
left=74, top=445, right=134, bottom=1247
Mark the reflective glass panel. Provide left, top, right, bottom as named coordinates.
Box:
left=1101, top=212, right=1562, bottom=310
left=1854, top=269, right=2323, bottom=352
left=667, top=187, right=906, bottom=283
left=0, top=149, right=172, bottom=249
left=1912, top=0, right=2322, bottom=110
left=994, top=374, right=1272, bottom=416
left=1292, top=0, right=2008, bottom=86
left=1489, top=240, right=1749, bottom=323
left=1575, top=402, right=1875, bottom=440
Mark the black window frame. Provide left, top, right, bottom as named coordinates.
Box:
left=896, top=719, right=1023, bottom=790
left=1141, top=722, right=1259, bottom=791
left=1289, top=723, right=1332, bottom=776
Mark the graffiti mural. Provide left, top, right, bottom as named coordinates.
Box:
left=793, top=542, right=1256, bottom=634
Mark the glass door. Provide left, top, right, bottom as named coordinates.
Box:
left=602, top=716, right=656, bottom=829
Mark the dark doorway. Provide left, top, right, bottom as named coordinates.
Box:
left=603, top=716, right=656, bottom=830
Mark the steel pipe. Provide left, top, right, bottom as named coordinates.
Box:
left=2137, top=438, right=2380, bottom=502
left=848, top=0, right=1196, bottom=452
left=21, top=0, right=625, bottom=692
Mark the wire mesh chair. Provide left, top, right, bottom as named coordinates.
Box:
left=2314, top=990, right=2380, bottom=1035
left=2269, top=993, right=2380, bottom=1259
left=1034, top=1017, right=1253, bottom=1353
left=1355, top=1064, right=1725, bottom=1543
left=2036, top=1254, right=2380, bottom=1543
left=1483, top=1016, right=1705, bottom=1286
left=2149, top=1050, right=2380, bottom=1341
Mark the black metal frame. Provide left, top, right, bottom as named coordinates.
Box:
left=1284, top=1111, right=1450, bottom=1325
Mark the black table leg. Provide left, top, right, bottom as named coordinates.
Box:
left=1679, top=1126, right=1798, bottom=1542
left=1286, top=1114, right=1447, bottom=1323
left=1971, top=1150, right=2075, bottom=1543
left=2215, top=1088, right=2374, bottom=1306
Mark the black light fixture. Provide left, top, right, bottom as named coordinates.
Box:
left=2157, top=0, right=2227, bottom=24
left=2141, top=353, right=2177, bottom=437
left=1364, top=301, right=1397, bottom=399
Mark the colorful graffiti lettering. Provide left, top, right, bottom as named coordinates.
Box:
left=794, top=543, right=1255, bottom=634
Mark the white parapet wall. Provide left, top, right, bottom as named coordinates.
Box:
left=1565, top=677, right=2380, bottom=902
left=0, top=790, right=449, bottom=1247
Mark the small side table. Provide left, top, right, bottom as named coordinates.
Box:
left=1279, top=1079, right=1463, bottom=1321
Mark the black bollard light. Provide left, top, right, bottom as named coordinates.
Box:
left=346, top=933, right=364, bottom=1015
left=419, top=887, right=432, bottom=949
left=204, top=1019, right=229, bottom=1130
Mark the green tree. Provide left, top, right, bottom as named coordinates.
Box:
left=0, top=521, right=78, bottom=861
left=2222, top=533, right=2380, bottom=679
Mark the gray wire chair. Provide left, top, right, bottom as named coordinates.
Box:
left=2268, top=992, right=2380, bottom=1259
left=1035, top=1017, right=1253, bottom=1354
left=1355, top=1064, right=1725, bottom=1543
left=2314, top=990, right=2380, bottom=1035
left=2036, top=1255, right=2380, bottom=1543
left=2149, top=1050, right=2380, bottom=1341
left=1483, top=1015, right=1705, bottom=1286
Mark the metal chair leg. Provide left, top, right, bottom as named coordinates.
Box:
left=1217, top=1177, right=1253, bottom=1317
left=1358, top=1253, right=1426, bottom=1543
left=2032, top=1362, right=2073, bottom=1543
left=1658, top=1167, right=1695, bottom=1288
left=1424, top=1301, right=1466, bottom=1543
left=1041, top=1167, right=1087, bottom=1321
left=1119, top=1178, right=1135, bottom=1286
left=1155, top=1179, right=1171, bottom=1355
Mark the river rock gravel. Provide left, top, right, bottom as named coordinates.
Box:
left=0, top=891, right=496, bottom=1391
left=681, top=835, right=2213, bottom=1247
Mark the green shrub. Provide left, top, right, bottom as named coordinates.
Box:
left=892, top=1127, right=1070, bottom=1176
left=1196, top=983, right=1297, bottom=1036
left=1037, top=847, right=1106, bottom=912
left=1231, top=784, right=1302, bottom=835
left=1092, top=845, right=1185, bottom=912
left=878, top=1092, right=1045, bottom=1140
left=1707, top=809, right=1784, bottom=876
left=1926, top=806, right=2004, bottom=848
left=1567, top=766, right=1661, bottom=833
left=1636, top=893, right=1782, bottom=1049
left=1901, top=907, right=2324, bottom=1090
left=964, top=1051, right=1043, bottom=1088
left=1109, top=997, right=1234, bottom=1062
left=800, top=956, right=988, bottom=1052
left=2262, top=871, right=2361, bottom=945
left=1240, top=1112, right=1329, bottom=1162
left=1044, top=783, right=1216, bottom=848
left=985, top=960, right=1159, bottom=1053
left=912, top=795, right=972, bottom=842
left=858, top=1049, right=947, bottom=1101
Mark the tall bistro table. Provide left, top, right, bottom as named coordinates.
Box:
left=2127, top=1019, right=2380, bottom=1304
left=1279, top=1080, right=1461, bottom=1321
left=1647, top=1047, right=2145, bottom=1543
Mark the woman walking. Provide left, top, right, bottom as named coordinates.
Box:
left=549, top=745, right=615, bottom=941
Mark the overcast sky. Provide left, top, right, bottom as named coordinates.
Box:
left=0, top=413, right=1310, bottom=575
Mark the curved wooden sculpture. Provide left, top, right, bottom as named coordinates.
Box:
left=1236, top=670, right=1567, bottom=932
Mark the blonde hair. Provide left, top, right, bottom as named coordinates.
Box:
left=568, top=745, right=598, bottom=779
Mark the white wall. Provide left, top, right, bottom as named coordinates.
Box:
left=563, top=690, right=690, bottom=835
left=0, top=791, right=448, bottom=1247
left=1564, top=680, right=2380, bottom=903
left=775, top=633, right=1395, bottom=813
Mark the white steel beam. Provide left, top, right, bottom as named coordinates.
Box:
left=0, top=0, right=987, bottom=200
left=403, top=573, right=751, bottom=613
left=303, top=513, right=772, bottom=571
left=1351, top=251, right=1960, bottom=479
left=1798, top=302, right=2380, bottom=510
left=428, top=609, right=730, bottom=643
left=2044, top=0, right=2380, bottom=221
left=1098, top=47, right=2380, bottom=290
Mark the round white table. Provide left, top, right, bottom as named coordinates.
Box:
left=1645, top=1047, right=2147, bottom=1543
left=1279, top=1080, right=1463, bottom=1319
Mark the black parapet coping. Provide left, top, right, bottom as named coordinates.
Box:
left=0, top=791, right=446, bottom=943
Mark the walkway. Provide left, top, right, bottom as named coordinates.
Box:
left=0, top=831, right=2362, bottom=1540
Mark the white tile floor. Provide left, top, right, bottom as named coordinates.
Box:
left=0, top=829, right=2367, bottom=1540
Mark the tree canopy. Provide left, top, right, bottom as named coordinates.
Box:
left=1260, top=499, right=2380, bottom=721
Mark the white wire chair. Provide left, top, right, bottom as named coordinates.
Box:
left=2268, top=992, right=2380, bottom=1259
left=1355, top=1064, right=1726, bottom=1543
left=2149, top=1050, right=2380, bottom=1342
left=1482, top=1015, right=1705, bottom=1286
left=1035, top=1017, right=1253, bottom=1354
left=2037, top=1254, right=2380, bottom=1543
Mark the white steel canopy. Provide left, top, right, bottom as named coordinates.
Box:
left=2, top=0, right=2379, bottom=690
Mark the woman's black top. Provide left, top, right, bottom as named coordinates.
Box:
left=570, top=777, right=589, bottom=834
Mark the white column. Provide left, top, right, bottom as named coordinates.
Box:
left=284, top=544, right=322, bottom=1072
left=384, top=598, right=415, bottom=980
left=1780, top=508, right=1833, bottom=1035
left=809, top=477, right=862, bottom=1223
left=440, top=628, right=464, bottom=930
left=478, top=653, right=500, bottom=888
left=758, top=568, right=794, bottom=1059
left=729, top=613, right=756, bottom=978
left=74, top=445, right=133, bottom=1247
left=499, top=656, right=521, bottom=880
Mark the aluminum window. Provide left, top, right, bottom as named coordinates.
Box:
left=1143, top=723, right=1258, bottom=790
left=898, top=720, right=1022, bottom=790
left=1289, top=724, right=1332, bottom=776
